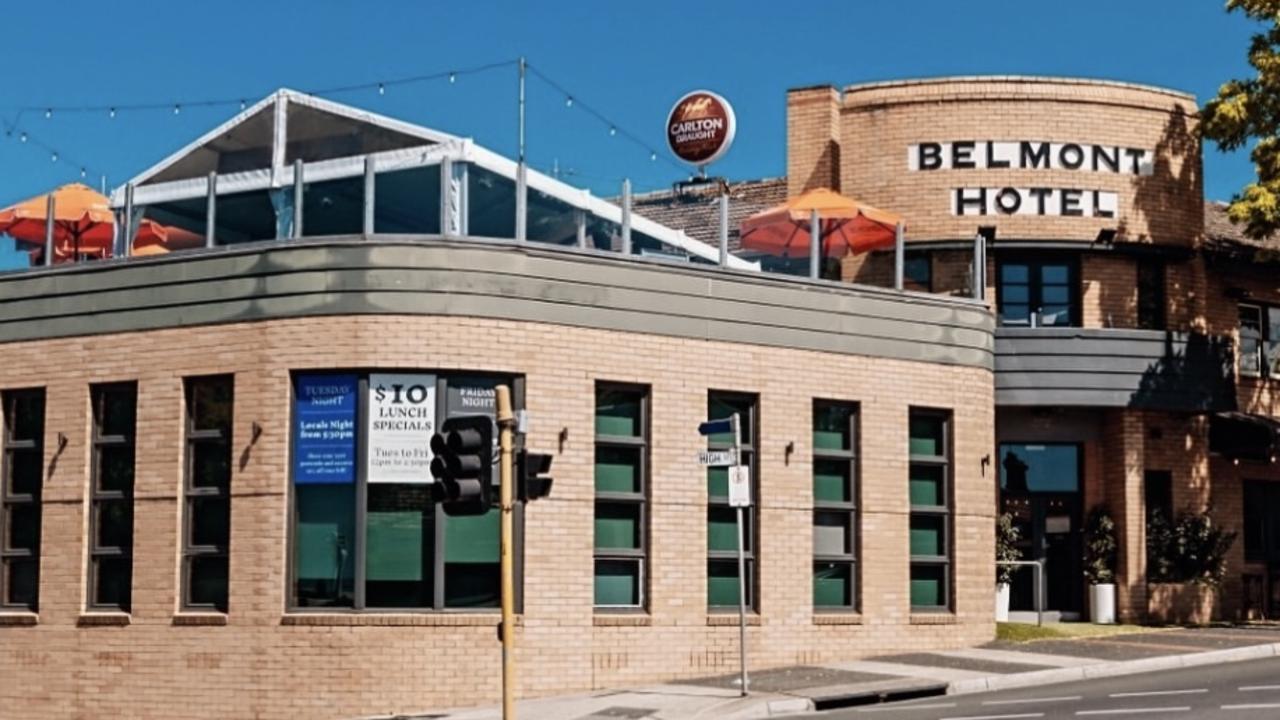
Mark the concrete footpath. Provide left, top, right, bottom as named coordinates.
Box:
left=366, top=625, right=1280, bottom=720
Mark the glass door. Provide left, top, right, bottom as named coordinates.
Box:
left=999, top=443, right=1083, bottom=615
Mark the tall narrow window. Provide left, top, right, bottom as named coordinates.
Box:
left=1136, top=259, right=1166, bottom=330
left=908, top=409, right=952, bottom=612
left=813, top=401, right=858, bottom=610
left=183, top=376, right=233, bottom=612
left=594, top=384, right=648, bottom=608
left=707, top=391, right=758, bottom=610
left=89, top=383, right=137, bottom=611
left=1240, top=304, right=1263, bottom=377
left=1, top=390, right=44, bottom=611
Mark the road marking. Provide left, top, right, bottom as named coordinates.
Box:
left=1075, top=709, right=1190, bottom=716
left=857, top=703, right=957, bottom=712
left=1108, top=689, right=1208, bottom=698
left=1222, top=704, right=1280, bottom=710
left=982, top=696, right=1082, bottom=706
left=942, top=707, right=1039, bottom=712
left=1240, top=685, right=1280, bottom=692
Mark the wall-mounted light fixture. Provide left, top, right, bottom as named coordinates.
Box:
left=784, top=441, right=795, bottom=465
left=1094, top=228, right=1117, bottom=246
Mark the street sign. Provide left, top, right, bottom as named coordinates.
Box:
left=728, top=465, right=751, bottom=507
left=697, top=418, right=734, bottom=436
left=698, top=449, right=738, bottom=467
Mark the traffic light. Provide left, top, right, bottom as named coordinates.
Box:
left=517, top=450, right=553, bottom=502
left=429, top=415, right=493, bottom=516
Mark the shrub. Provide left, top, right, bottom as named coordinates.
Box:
left=1083, top=506, right=1117, bottom=585
left=1147, top=508, right=1237, bottom=586
left=996, top=512, right=1022, bottom=586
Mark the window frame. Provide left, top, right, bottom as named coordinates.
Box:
left=812, top=400, right=859, bottom=612
left=1239, top=303, right=1268, bottom=378
left=592, top=382, right=650, bottom=611
left=285, top=370, right=525, bottom=613
left=903, top=250, right=932, bottom=293
left=1136, top=257, right=1166, bottom=330
left=996, top=254, right=1080, bottom=328
left=0, top=388, right=44, bottom=612
left=706, top=390, right=759, bottom=612
left=181, top=375, right=234, bottom=613
left=908, top=407, right=953, bottom=613
left=88, top=382, right=138, bottom=613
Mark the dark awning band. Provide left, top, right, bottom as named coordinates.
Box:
left=1209, top=411, right=1280, bottom=461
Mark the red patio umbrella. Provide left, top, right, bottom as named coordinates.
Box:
left=739, top=187, right=902, bottom=258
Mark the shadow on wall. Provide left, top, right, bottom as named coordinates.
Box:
left=804, top=139, right=841, bottom=194
left=1131, top=332, right=1235, bottom=411
left=1120, top=104, right=1202, bottom=245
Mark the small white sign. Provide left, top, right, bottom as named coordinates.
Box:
left=1045, top=515, right=1071, bottom=534
left=368, top=373, right=437, bottom=484
left=728, top=465, right=751, bottom=508
left=698, top=449, right=738, bottom=467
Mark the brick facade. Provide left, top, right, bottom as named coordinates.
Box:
left=0, top=314, right=993, bottom=719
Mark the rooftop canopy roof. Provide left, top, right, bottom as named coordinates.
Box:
left=110, top=89, right=755, bottom=269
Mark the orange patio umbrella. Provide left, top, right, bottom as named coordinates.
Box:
left=738, top=187, right=902, bottom=258
left=0, top=183, right=189, bottom=264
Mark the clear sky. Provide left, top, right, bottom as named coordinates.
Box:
left=0, top=0, right=1264, bottom=265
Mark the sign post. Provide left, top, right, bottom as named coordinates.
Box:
left=698, top=413, right=749, bottom=696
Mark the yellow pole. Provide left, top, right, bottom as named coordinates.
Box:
left=496, top=385, right=517, bottom=720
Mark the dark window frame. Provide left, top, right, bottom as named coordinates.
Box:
left=182, top=375, right=234, bottom=613
left=286, top=370, right=525, bottom=614
left=1136, top=258, right=1166, bottom=330
left=903, top=251, right=932, bottom=293
left=812, top=400, right=859, bottom=612
left=1239, top=303, right=1270, bottom=378
left=707, top=390, right=759, bottom=612
left=88, top=382, right=137, bottom=613
left=593, top=382, right=650, bottom=611
left=909, top=407, right=953, bottom=613
left=996, top=254, right=1081, bottom=328
left=0, top=389, right=44, bottom=612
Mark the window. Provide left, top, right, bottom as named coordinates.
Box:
left=1, top=390, right=44, bottom=611
left=594, top=384, right=648, bottom=608
left=1136, top=259, right=1166, bottom=330
left=997, top=257, right=1078, bottom=327
left=1237, top=304, right=1280, bottom=378
left=909, top=409, right=952, bottom=612
left=89, top=383, right=137, bottom=611
left=183, top=377, right=233, bottom=612
left=707, top=391, right=757, bottom=610
left=903, top=251, right=931, bottom=293
left=813, top=401, right=858, bottom=610
left=290, top=372, right=513, bottom=611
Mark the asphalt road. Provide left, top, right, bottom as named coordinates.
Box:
left=800, top=656, right=1280, bottom=720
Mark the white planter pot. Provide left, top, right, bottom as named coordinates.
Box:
left=1090, top=583, right=1116, bottom=625
left=995, top=583, right=1011, bottom=622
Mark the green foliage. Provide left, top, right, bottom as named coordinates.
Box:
left=996, top=512, right=1022, bottom=586
left=1202, top=0, right=1280, bottom=238
left=1146, top=508, right=1238, bottom=587
left=1083, top=506, right=1118, bottom=585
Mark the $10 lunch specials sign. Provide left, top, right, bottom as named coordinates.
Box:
left=368, top=373, right=437, bottom=484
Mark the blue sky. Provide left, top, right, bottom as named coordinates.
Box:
left=0, top=1, right=1264, bottom=265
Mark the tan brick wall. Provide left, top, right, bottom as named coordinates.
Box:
left=787, top=77, right=1202, bottom=246
left=0, top=315, right=994, bottom=720
left=787, top=86, right=842, bottom=196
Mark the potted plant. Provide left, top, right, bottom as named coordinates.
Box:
left=1147, top=508, right=1237, bottom=624
left=995, top=512, right=1021, bottom=622
left=1083, top=506, right=1118, bottom=624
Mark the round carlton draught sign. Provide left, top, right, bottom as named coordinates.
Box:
left=666, top=90, right=736, bottom=168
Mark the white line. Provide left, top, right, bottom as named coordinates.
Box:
left=1239, top=685, right=1280, bottom=692
left=1108, top=689, right=1208, bottom=698
left=982, top=696, right=1082, bottom=706
left=857, top=703, right=957, bottom=713
left=1075, top=709, right=1190, bottom=716
left=936, top=707, right=1044, bottom=712
left=1223, top=704, right=1280, bottom=710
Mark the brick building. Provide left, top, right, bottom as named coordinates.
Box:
left=3, top=74, right=1278, bottom=719
left=0, top=90, right=994, bottom=719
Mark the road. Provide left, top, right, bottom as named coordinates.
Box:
left=801, top=656, right=1280, bottom=719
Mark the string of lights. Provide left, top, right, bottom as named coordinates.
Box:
left=0, top=57, right=685, bottom=196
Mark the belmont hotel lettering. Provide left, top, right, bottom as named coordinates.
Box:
left=908, top=141, right=1154, bottom=217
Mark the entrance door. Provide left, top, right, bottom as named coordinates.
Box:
left=1243, top=482, right=1280, bottom=618
left=999, top=443, right=1083, bottom=616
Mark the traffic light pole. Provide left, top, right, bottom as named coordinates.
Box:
left=496, top=385, right=517, bottom=720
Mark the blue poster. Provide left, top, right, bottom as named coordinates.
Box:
left=293, top=374, right=358, bottom=484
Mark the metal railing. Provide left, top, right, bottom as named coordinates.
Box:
left=997, top=558, right=1045, bottom=626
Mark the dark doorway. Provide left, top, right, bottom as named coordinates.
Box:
left=1243, top=481, right=1280, bottom=618
left=999, top=443, right=1084, bottom=616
